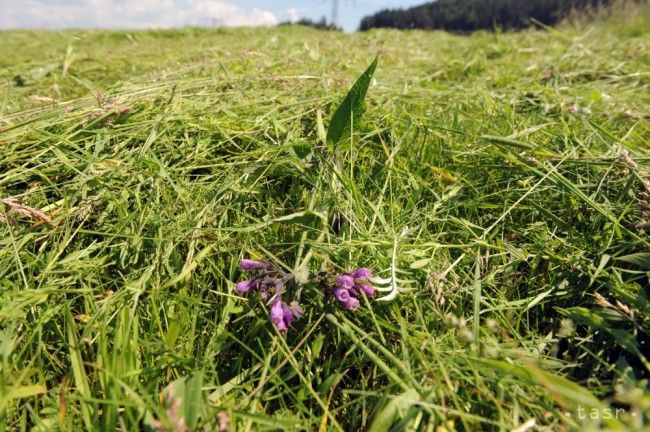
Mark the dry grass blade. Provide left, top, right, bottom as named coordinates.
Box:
left=1, top=197, right=54, bottom=226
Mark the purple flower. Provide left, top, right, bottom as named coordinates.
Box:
left=330, top=267, right=376, bottom=310
left=336, top=275, right=354, bottom=290
left=333, top=287, right=351, bottom=303
left=358, top=284, right=376, bottom=298
left=234, top=259, right=286, bottom=298
left=239, top=259, right=266, bottom=270
left=343, top=296, right=360, bottom=310
left=350, top=267, right=372, bottom=279
left=333, top=285, right=360, bottom=310
left=269, top=299, right=302, bottom=333
left=235, top=279, right=255, bottom=294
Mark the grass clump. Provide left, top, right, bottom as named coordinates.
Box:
left=1, top=7, right=650, bottom=431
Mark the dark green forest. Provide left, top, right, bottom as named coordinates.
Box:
left=360, top=0, right=624, bottom=31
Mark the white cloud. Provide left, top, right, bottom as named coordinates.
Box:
left=287, top=7, right=299, bottom=24
left=0, top=0, right=278, bottom=29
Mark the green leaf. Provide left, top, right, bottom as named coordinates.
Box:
left=0, top=384, right=47, bottom=405
left=318, top=372, right=343, bottom=397
left=163, top=373, right=205, bottom=431
left=326, top=56, right=378, bottom=147
left=291, top=140, right=313, bottom=160
left=368, top=389, right=419, bottom=432
left=183, top=373, right=204, bottom=431
left=409, top=257, right=432, bottom=269
left=473, top=358, right=601, bottom=409
left=562, top=307, right=650, bottom=372
left=615, top=252, right=650, bottom=270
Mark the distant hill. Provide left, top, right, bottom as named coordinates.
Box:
left=359, top=0, right=620, bottom=31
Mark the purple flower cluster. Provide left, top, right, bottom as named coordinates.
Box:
left=235, top=260, right=282, bottom=300
left=235, top=258, right=301, bottom=333
left=234, top=259, right=377, bottom=333
left=331, top=267, right=376, bottom=310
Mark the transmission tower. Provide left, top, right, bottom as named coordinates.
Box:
left=330, top=0, right=339, bottom=27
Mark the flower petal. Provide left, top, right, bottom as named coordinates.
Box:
left=336, top=275, right=355, bottom=289
left=350, top=267, right=372, bottom=279
left=239, top=259, right=265, bottom=270
left=235, top=279, right=253, bottom=294
left=358, top=284, right=376, bottom=297
left=343, top=296, right=360, bottom=310
left=270, top=300, right=288, bottom=332
left=333, top=287, right=351, bottom=303
left=282, top=304, right=295, bottom=327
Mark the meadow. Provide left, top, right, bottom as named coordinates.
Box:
left=0, top=5, right=649, bottom=431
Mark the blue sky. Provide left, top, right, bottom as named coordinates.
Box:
left=0, top=0, right=426, bottom=32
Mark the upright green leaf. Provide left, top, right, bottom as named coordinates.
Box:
left=326, top=56, right=378, bottom=147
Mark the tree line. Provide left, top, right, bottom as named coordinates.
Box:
left=359, top=0, right=622, bottom=32
left=278, top=17, right=341, bottom=31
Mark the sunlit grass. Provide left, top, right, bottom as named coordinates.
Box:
left=1, top=6, right=649, bottom=430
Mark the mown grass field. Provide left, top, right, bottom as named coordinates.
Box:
left=1, top=5, right=649, bottom=431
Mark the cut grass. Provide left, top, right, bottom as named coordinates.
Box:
left=1, top=6, right=650, bottom=431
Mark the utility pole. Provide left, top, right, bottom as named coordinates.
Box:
left=330, top=0, right=339, bottom=27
